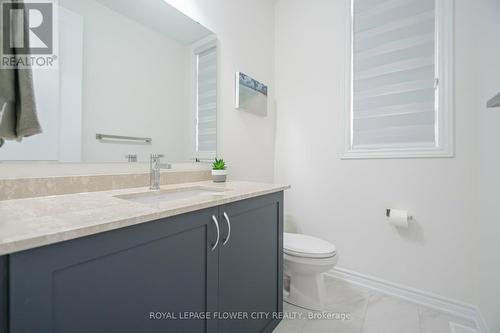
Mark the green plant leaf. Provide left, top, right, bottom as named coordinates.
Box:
left=212, top=158, right=226, bottom=170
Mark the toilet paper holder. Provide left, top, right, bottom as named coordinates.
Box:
left=386, top=209, right=413, bottom=228
left=386, top=209, right=413, bottom=220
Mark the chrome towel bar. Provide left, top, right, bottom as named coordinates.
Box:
left=96, top=133, right=152, bottom=143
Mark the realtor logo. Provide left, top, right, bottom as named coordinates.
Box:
left=1, top=0, right=58, bottom=68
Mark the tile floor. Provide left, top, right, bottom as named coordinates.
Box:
left=273, top=276, right=478, bottom=333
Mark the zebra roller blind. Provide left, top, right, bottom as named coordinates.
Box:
left=351, top=0, right=438, bottom=150
left=196, top=46, right=217, bottom=157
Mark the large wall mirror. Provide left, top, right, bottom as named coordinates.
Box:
left=0, top=0, right=217, bottom=164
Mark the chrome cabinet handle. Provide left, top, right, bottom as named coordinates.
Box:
left=211, top=215, right=220, bottom=251
left=222, top=212, right=231, bottom=246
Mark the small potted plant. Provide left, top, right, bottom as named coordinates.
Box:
left=212, top=158, right=228, bottom=183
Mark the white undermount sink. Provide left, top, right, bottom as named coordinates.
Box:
left=115, top=186, right=229, bottom=204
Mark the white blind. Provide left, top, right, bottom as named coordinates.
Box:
left=196, top=46, right=217, bottom=156
left=351, top=0, right=437, bottom=149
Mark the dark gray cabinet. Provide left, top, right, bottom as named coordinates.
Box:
left=0, top=192, right=283, bottom=333
left=0, top=256, right=7, bottom=333
left=9, top=207, right=220, bottom=333
left=218, top=195, right=283, bottom=333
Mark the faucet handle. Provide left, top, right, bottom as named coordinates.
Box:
left=150, top=154, right=164, bottom=160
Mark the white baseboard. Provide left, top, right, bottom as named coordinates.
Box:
left=326, top=267, right=491, bottom=333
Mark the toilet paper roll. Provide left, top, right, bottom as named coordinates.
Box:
left=386, top=209, right=410, bottom=228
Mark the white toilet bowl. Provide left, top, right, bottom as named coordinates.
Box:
left=283, top=232, right=338, bottom=310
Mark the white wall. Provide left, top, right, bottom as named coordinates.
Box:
left=165, top=0, right=276, bottom=182
left=478, top=0, right=500, bottom=331
left=274, top=0, right=483, bottom=304
left=61, top=0, right=192, bottom=163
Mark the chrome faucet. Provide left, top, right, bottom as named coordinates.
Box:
left=150, top=154, right=171, bottom=190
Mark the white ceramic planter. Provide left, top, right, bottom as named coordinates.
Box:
left=212, top=169, right=228, bottom=183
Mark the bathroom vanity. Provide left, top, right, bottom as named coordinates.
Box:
left=0, top=181, right=288, bottom=333
left=0, top=0, right=287, bottom=330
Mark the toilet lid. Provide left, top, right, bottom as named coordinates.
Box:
left=284, top=233, right=336, bottom=259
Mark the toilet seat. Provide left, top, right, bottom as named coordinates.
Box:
left=284, top=233, right=336, bottom=259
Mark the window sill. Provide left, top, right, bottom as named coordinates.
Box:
left=341, top=147, right=455, bottom=160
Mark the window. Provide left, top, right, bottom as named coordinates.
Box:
left=344, top=0, right=454, bottom=159
left=195, top=43, right=217, bottom=159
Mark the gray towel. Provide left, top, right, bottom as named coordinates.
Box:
left=0, top=2, right=42, bottom=148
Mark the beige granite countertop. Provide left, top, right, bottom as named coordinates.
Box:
left=0, top=181, right=290, bottom=255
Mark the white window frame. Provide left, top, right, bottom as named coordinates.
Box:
left=343, top=0, right=454, bottom=159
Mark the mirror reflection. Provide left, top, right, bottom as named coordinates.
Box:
left=0, top=0, right=217, bottom=163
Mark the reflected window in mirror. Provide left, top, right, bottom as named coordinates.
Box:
left=194, top=40, right=217, bottom=160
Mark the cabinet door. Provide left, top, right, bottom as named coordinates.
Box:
left=0, top=256, right=7, bottom=333
left=9, top=208, right=219, bottom=333
left=218, top=192, right=283, bottom=333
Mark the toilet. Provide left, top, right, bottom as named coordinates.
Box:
left=283, top=232, right=338, bottom=310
